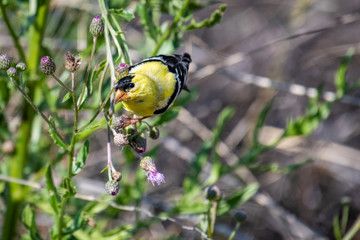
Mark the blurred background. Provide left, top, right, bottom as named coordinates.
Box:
left=2, top=0, right=360, bottom=239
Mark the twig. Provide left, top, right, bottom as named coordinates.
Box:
left=0, top=174, right=211, bottom=240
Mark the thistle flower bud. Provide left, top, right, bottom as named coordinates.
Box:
left=16, top=62, right=27, bottom=71
left=148, top=126, right=160, bottom=140
left=114, top=133, right=129, bottom=147
left=89, top=16, right=104, bottom=38
left=124, top=125, right=136, bottom=136
left=112, top=171, right=122, bottom=182
left=140, top=157, right=165, bottom=186
left=105, top=180, right=119, bottom=196
left=7, top=67, right=17, bottom=78
left=64, top=51, right=81, bottom=72
left=234, top=211, right=247, bottom=223
left=129, top=133, right=146, bottom=154
left=115, top=63, right=130, bottom=80
left=206, top=185, right=222, bottom=202
left=0, top=54, right=11, bottom=70
left=40, top=56, right=56, bottom=75
left=111, top=116, right=125, bottom=132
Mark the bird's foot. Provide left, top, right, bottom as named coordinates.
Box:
left=122, top=115, right=148, bottom=127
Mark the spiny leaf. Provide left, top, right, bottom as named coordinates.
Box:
left=72, top=139, right=90, bottom=175
left=45, top=165, right=60, bottom=215
left=109, top=8, right=135, bottom=21
left=48, top=116, right=68, bottom=150
left=182, top=4, right=227, bottom=31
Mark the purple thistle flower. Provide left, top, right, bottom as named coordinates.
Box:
left=140, top=156, right=165, bottom=186
left=146, top=170, right=165, bottom=186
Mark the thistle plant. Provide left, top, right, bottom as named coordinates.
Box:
left=2, top=1, right=359, bottom=240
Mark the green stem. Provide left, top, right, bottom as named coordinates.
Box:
left=152, top=0, right=190, bottom=55
left=341, top=203, right=350, bottom=234
left=10, top=77, right=68, bottom=149
left=51, top=73, right=72, bottom=93
left=77, top=88, right=114, bottom=132
left=228, top=222, right=241, bottom=240
left=58, top=72, right=79, bottom=240
left=343, top=216, right=360, bottom=240
left=27, top=0, right=51, bottom=76
left=207, top=201, right=218, bottom=238
left=78, top=37, right=97, bottom=107
left=0, top=1, right=26, bottom=61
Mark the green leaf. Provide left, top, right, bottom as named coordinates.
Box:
left=150, top=108, right=180, bottom=126
left=253, top=99, right=273, bottom=146
left=48, top=117, right=68, bottom=150
left=62, top=92, right=71, bottom=103
left=45, top=165, right=60, bottom=215
left=21, top=205, right=43, bottom=240
left=100, top=166, right=108, bottom=173
left=109, top=8, right=135, bottom=21
left=333, top=215, right=342, bottom=240
left=78, top=86, right=88, bottom=110
left=218, top=183, right=259, bottom=215
left=335, top=49, right=354, bottom=99
left=136, top=3, right=159, bottom=41
left=90, top=59, right=107, bottom=94
left=182, top=4, right=227, bottom=31
left=72, top=139, right=90, bottom=175
left=212, top=107, right=234, bottom=145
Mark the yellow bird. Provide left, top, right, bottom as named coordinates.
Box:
left=114, top=53, right=191, bottom=118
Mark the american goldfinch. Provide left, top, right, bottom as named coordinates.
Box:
left=114, top=53, right=191, bottom=118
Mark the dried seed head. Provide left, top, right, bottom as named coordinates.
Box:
left=0, top=54, right=11, bottom=70
left=115, top=63, right=130, bottom=80
left=64, top=51, right=81, bottom=72
left=148, top=126, right=160, bottom=140
left=234, top=211, right=247, bottom=223
left=105, top=180, right=119, bottom=196
left=40, top=56, right=56, bottom=75
left=113, top=133, right=129, bottom=147
left=7, top=67, right=17, bottom=78
left=112, top=171, right=122, bottom=182
left=206, top=185, right=223, bottom=202
left=111, top=116, right=125, bottom=132
left=89, top=16, right=104, bottom=38
left=129, top=133, right=146, bottom=154
left=16, top=62, right=27, bottom=71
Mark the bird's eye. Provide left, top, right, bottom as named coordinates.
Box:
left=129, top=83, right=135, bottom=88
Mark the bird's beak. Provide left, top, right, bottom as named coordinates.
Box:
left=115, top=89, right=129, bottom=104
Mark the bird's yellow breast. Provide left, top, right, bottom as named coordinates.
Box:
left=123, top=61, right=176, bottom=117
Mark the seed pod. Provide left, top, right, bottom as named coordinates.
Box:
left=64, top=51, right=81, bottom=72
left=234, top=211, right=247, bottom=223
left=148, top=126, right=160, bottom=140
left=113, top=133, right=129, bottom=147
left=111, top=116, right=125, bottom=132
left=112, top=171, right=122, bottom=182
left=89, top=16, right=104, bottom=37
left=105, top=180, right=119, bottom=196
left=206, top=185, right=223, bottom=202
left=129, top=133, right=146, bottom=154
left=40, top=56, right=56, bottom=75
left=0, top=54, right=11, bottom=70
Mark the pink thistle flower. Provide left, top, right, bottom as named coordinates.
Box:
left=140, top=157, right=165, bottom=186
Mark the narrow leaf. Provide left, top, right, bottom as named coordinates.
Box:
left=72, top=139, right=90, bottom=175
left=48, top=117, right=68, bottom=150
left=45, top=165, right=60, bottom=215
left=77, top=86, right=88, bottom=110
left=109, top=8, right=135, bottom=21
left=21, top=205, right=43, bottom=240
left=253, top=99, right=274, bottom=145
left=61, top=92, right=71, bottom=103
